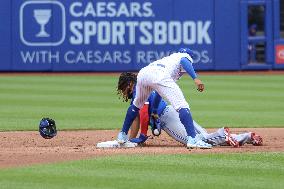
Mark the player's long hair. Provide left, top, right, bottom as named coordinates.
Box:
left=117, top=72, right=137, bottom=102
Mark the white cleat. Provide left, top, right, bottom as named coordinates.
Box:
left=187, top=136, right=197, bottom=149
left=187, top=136, right=212, bottom=149
left=117, top=131, right=128, bottom=144
left=195, top=140, right=212, bottom=149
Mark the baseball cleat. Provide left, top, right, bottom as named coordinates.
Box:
left=187, top=136, right=197, bottom=149
left=195, top=140, right=212, bottom=149
left=251, top=132, right=263, bottom=146
left=117, top=131, right=128, bottom=144
left=224, top=127, right=240, bottom=148
left=186, top=136, right=212, bottom=149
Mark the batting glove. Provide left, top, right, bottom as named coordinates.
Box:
left=129, top=133, right=148, bottom=144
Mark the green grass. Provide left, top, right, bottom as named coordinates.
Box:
left=0, top=153, right=283, bottom=189
left=0, top=75, right=282, bottom=188
left=0, top=74, right=283, bottom=131
left=183, top=75, right=284, bottom=128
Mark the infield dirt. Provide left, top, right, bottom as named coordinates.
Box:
left=0, top=128, right=283, bottom=168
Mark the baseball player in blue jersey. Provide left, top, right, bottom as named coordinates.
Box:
left=116, top=48, right=212, bottom=149
left=129, top=92, right=263, bottom=147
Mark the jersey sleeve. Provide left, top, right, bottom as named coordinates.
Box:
left=130, top=85, right=137, bottom=105
left=148, top=92, right=167, bottom=116
left=180, top=57, right=197, bottom=79
left=139, top=104, right=149, bottom=135
left=180, top=53, right=193, bottom=63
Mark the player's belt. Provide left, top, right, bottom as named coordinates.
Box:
left=151, top=63, right=165, bottom=68
left=157, top=64, right=165, bottom=68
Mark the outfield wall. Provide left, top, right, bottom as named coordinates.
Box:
left=0, top=0, right=282, bottom=71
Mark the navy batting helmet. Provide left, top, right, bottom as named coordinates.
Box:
left=178, top=48, right=195, bottom=58
left=39, top=118, right=57, bottom=139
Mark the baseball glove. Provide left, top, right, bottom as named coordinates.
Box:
left=150, top=113, right=161, bottom=136
left=129, top=133, right=148, bottom=144
left=251, top=132, right=263, bottom=146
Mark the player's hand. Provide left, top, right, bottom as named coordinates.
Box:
left=151, top=113, right=159, bottom=120
left=150, top=113, right=161, bottom=136
left=194, top=78, right=204, bottom=92
left=129, top=133, right=148, bottom=144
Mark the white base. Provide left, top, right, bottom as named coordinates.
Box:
left=96, top=140, right=137, bottom=148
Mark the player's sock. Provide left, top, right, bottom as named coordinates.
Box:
left=122, top=104, right=140, bottom=134
left=179, top=108, right=196, bottom=138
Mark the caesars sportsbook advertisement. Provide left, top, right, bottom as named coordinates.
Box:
left=15, top=0, right=214, bottom=71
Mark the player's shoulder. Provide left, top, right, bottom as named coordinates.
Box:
left=170, top=52, right=193, bottom=63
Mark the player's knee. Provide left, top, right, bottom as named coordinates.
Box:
left=175, top=104, right=190, bottom=112
left=178, top=108, right=194, bottom=122
left=178, top=108, right=190, bottom=114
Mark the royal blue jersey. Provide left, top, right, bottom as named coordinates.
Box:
left=147, top=92, right=167, bottom=116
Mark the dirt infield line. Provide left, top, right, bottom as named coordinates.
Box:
left=0, top=128, right=283, bottom=169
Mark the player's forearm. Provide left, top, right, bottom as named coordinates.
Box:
left=129, top=116, right=140, bottom=139
left=121, top=104, right=140, bottom=134
left=180, top=57, right=197, bottom=79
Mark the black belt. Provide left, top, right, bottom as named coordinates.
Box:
left=156, top=64, right=165, bottom=68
